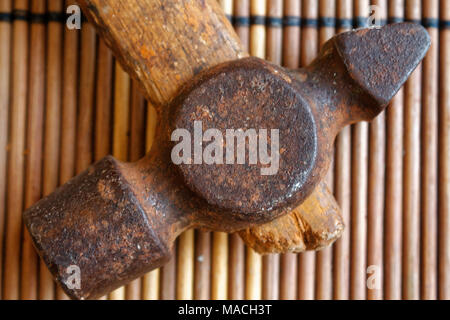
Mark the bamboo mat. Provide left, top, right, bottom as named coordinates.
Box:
left=0, top=0, right=449, bottom=300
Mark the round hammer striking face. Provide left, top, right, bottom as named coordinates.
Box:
left=171, top=58, right=317, bottom=215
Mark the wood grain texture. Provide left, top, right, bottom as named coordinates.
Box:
left=240, top=183, right=344, bottom=253
left=79, top=0, right=246, bottom=111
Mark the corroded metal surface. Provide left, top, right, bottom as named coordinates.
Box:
left=23, top=157, right=171, bottom=300
left=171, top=57, right=317, bottom=215
left=23, top=22, right=431, bottom=299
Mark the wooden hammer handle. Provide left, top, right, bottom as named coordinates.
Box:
left=78, top=0, right=247, bottom=110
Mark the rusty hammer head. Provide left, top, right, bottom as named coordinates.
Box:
left=169, top=22, right=430, bottom=216
left=23, top=23, right=430, bottom=299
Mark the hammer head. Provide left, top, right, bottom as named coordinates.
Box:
left=170, top=57, right=318, bottom=216
left=22, top=22, right=431, bottom=300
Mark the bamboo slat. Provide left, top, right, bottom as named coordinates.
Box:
left=333, top=0, right=353, bottom=300
left=403, top=0, right=422, bottom=300
left=3, top=0, right=29, bottom=300
left=421, top=0, right=439, bottom=300
left=439, top=0, right=450, bottom=301
left=384, top=0, right=404, bottom=301
left=0, top=0, right=11, bottom=301
left=177, top=229, right=195, bottom=299
left=20, top=0, right=45, bottom=300
left=44, top=0, right=65, bottom=300
left=94, top=40, right=113, bottom=162
left=195, top=231, right=211, bottom=300
left=75, top=23, right=96, bottom=175
left=349, top=0, right=369, bottom=301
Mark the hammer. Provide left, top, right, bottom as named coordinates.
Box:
left=23, top=0, right=430, bottom=299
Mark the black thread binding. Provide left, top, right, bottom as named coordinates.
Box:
left=441, top=20, right=450, bottom=28
left=388, top=17, right=404, bottom=24
left=266, top=16, right=283, bottom=27
left=233, top=16, right=250, bottom=27
left=283, top=16, right=302, bottom=27
left=405, top=18, right=422, bottom=25
left=354, top=16, right=368, bottom=28
left=47, top=12, right=65, bottom=22
left=13, top=9, right=29, bottom=21
left=250, top=15, right=266, bottom=25
left=30, top=13, right=46, bottom=23
left=302, top=18, right=318, bottom=27
left=319, top=17, right=336, bottom=28
left=422, top=18, right=439, bottom=28
left=0, top=11, right=446, bottom=29
left=0, top=12, right=12, bottom=22
left=336, top=18, right=353, bottom=29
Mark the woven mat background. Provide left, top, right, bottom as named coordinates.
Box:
left=0, top=0, right=449, bottom=300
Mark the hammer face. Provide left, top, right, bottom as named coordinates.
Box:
left=171, top=57, right=318, bottom=216
left=23, top=156, right=171, bottom=300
